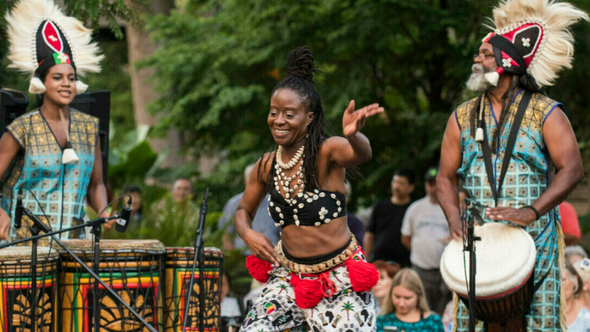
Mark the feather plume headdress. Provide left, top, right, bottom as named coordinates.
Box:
left=481, top=0, right=588, bottom=87
left=5, top=0, right=103, bottom=94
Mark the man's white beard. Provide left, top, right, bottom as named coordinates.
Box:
left=466, top=64, right=493, bottom=92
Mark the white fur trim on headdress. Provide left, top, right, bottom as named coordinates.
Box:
left=5, top=0, right=103, bottom=87
left=486, top=0, right=588, bottom=87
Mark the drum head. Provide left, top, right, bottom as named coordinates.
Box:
left=58, top=239, right=165, bottom=253
left=166, top=246, right=222, bottom=255
left=0, top=246, right=59, bottom=264
left=441, top=222, right=536, bottom=297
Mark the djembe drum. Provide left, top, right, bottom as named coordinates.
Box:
left=441, top=222, right=536, bottom=327
left=0, top=247, right=59, bottom=332
left=57, top=239, right=165, bottom=332
left=163, top=247, right=223, bottom=332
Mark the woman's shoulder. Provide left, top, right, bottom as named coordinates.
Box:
left=253, top=151, right=277, bottom=181
left=257, top=151, right=276, bottom=167
left=7, top=109, right=41, bottom=138
left=570, top=306, right=590, bottom=331
left=70, top=108, right=99, bottom=124
left=424, top=312, right=442, bottom=322
left=13, top=108, right=41, bottom=123
left=422, top=312, right=444, bottom=331
left=376, top=312, right=399, bottom=323
left=578, top=306, right=590, bottom=320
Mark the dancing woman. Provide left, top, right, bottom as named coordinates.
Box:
left=236, top=46, right=383, bottom=331
left=0, top=0, right=112, bottom=242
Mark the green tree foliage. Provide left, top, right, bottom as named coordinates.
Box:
left=144, top=0, right=503, bottom=205
left=84, top=31, right=136, bottom=145
left=547, top=0, right=590, bottom=155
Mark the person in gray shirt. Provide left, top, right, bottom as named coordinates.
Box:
left=218, top=164, right=280, bottom=255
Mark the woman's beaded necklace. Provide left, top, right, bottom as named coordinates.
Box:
left=274, top=145, right=305, bottom=204
left=269, top=144, right=345, bottom=227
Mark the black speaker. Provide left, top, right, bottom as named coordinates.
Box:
left=68, top=91, right=110, bottom=183
left=0, top=89, right=28, bottom=135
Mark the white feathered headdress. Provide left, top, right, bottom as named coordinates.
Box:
left=5, top=0, right=103, bottom=94
left=481, top=0, right=588, bottom=87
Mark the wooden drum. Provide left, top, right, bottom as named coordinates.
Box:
left=164, top=247, right=223, bottom=332
left=441, top=222, right=536, bottom=325
left=0, top=247, right=59, bottom=332
left=57, top=239, right=165, bottom=332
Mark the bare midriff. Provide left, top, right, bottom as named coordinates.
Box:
left=279, top=216, right=351, bottom=259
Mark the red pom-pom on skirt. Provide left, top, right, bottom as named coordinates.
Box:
left=245, top=255, right=273, bottom=283
left=345, top=256, right=379, bottom=293
left=290, top=275, right=325, bottom=309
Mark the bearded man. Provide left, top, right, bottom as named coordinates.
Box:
left=437, top=0, right=588, bottom=331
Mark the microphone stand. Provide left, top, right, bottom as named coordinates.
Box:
left=182, top=188, right=209, bottom=332
left=1, top=208, right=158, bottom=332
left=91, top=217, right=101, bottom=332
left=23, top=208, right=51, bottom=332
left=464, top=203, right=480, bottom=332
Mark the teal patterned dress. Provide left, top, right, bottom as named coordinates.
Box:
left=453, top=90, right=565, bottom=331
left=377, top=312, right=444, bottom=332
left=1, top=108, right=99, bottom=243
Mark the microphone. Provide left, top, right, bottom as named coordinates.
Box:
left=115, top=196, right=133, bottom=233
left=14, top=188, right=23, bottom=229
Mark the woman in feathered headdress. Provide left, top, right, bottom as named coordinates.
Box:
left=437, top=0, right=588, bottom=331
left=0, top=0, right=113, bottom=242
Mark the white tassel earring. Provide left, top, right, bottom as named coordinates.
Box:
left=29, top=76, right=46, bottom=94
left=475, top=93, right=485, bottom=143
left=76, top=80, right=88, bottom=94
left=484, top=71, right=500, bottom=87
left=59, top=107, right=79, bottom=164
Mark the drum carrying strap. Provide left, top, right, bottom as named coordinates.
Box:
left=480, top=90, right=532, bottom=205
left=480, top=91, right=550, bottom=317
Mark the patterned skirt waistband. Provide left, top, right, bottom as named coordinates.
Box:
left=275, top=235, right=358, bottom=274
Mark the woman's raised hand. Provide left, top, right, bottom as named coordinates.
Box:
left=342, top=100, right=384, bottom=138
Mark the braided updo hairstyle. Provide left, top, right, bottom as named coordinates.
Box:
left=263, top=46, right=334, bottom=191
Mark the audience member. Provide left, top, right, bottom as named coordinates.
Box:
left=373, top=260, right=401, bottom=313
left=574, top=258, right=590, bottom=311
left=566, top=246, right=588, bottom=265
left=345, top=182, right=365, bottom=246
left=401, top=167, right=451, bottom=315
left=217, top=164, right=279, bottom=255
left=172, top=178, right=194, bottom=203
left=441, top=298, right=455, bottom=332
left=355, top=206, right=374, bottom=229
left=565, top=263, right=590, bottom=331
left=365, top=169, right=415, bottom=265
left=122, top=184, right=143, bottom=223
left=151, top=178, right=198, bottom=230
left=377, top=268, right=444, bottom=332
left=560, top=201, right=582, bottom=246
left=220, top=271, right=241, bottom=332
